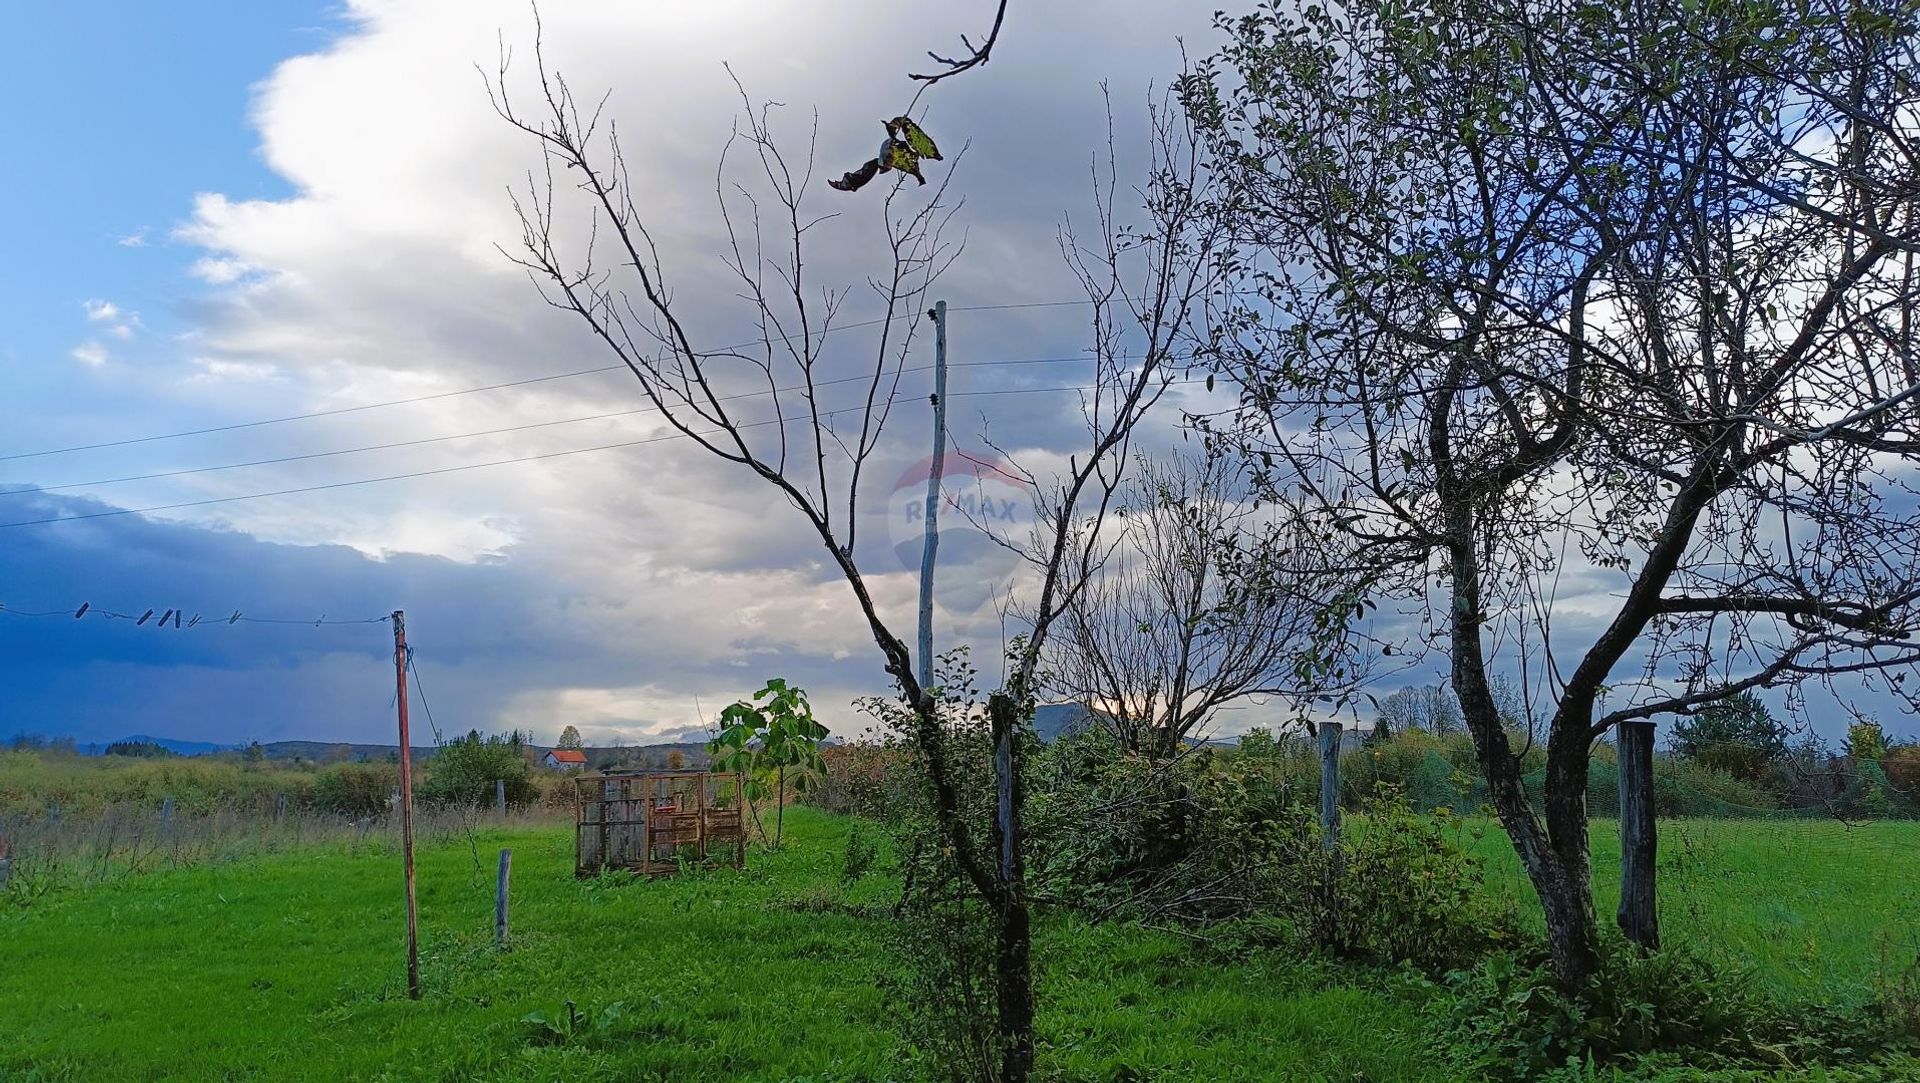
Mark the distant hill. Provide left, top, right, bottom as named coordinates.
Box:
left=1032, top=703, right=1096, bottom=742
left=92, top=735, right=234, bottom=757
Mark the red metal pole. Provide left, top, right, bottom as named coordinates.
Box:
left=393, top=610, right=421, bottom=1000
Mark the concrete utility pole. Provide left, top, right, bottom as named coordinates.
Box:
left=392, top=610, right=421, bottom=1000
left=917, top=300, right=949, bottom=693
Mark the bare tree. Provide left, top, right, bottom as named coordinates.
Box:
left=1046, top=448, right=1355, bottom=758
left=1372, top=683, right=1464, bottom=739
left=486, top=24, right=1221, bottom=1077
left=1188, top=0, right=1920, bottom=991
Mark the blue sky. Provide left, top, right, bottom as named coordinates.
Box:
left=0, top=2, right=1907, bottom=751
left=1, top=4, right=334, bottom=415
left=0, top=1, right=1239, bottom=748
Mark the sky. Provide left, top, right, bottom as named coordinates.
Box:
left=1, top=2, right=1910, bottom=752
left=0, top=0, right=1249, bottom=748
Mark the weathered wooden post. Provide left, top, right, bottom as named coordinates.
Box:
left=391, top=610, right=421, bottom=1000
left=1317, top=721, right=1343, bottom=851
left=495, top=848, right=513, bottom=947
left=0, top=830, right=11, bottom=891
left=495, top=778, right=507, bottom=819
left=1617, top=719, right=1659, bottom=950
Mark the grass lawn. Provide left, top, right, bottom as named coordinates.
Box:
left=1, top=808, right=1914, bottom=1081
left=0, top=808, right=1455, bottom=1082
left=1469, top=816, right=1920, bottom=1002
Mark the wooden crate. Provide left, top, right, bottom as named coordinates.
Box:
left=574, top=770, right=746, bottom=877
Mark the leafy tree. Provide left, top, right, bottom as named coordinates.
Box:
left=242, top=741, right=266, bottom=764
left=708, top=679, right=829, bottom=850
left=1669, top=693, right=1792, bottom=781
left=555, top=725, right=583, bottom=751
left=1846, top=721, right=1889, bottom=762
left=419, top=730, right=537, bottom=809
left=1190, top=0, right=1920, bottom=990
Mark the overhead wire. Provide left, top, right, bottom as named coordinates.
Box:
left=0, top=354, right=1120, bottom=499
left=0, top=374, right=1219, bottom=530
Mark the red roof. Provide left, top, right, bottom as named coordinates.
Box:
left=546, top=748, right=588, bottom=764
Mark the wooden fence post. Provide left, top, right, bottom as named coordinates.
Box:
left=495, top=778, right=507, bottom=819
left=1617, top=719, right=1659, bottom=950
left=495, top=848, right=513, bottom=947
left=1318, top=721, right=1343, bottom=851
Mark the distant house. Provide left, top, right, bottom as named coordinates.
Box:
left=542, top=748, right=588, bottom=771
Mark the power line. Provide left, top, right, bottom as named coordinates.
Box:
left=0, top=298, right=1097, bottom=463
left=0, top=376, right=1212, bottom=530
left=0, top=355, right=1111, bottom=499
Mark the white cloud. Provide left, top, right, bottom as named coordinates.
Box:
left=189, top=255, right=256, bottom=284
left=147, top=0, right=1218, bottom=734
left=82, top=298, right=141, bottom=342
left=118, top=227, right=150, bottom=247
left=70, top=340, right=109, bottom=367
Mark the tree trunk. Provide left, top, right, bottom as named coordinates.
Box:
left=1541, top=714, right=1600, bottom=984
left=995, top=896, right=1035, bottom=1081
left=775, top=765, right=786, bottom=850
left=987, top=692, right=1035, bottom=1082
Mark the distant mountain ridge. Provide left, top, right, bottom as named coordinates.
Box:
left=56, top=706, right=1102, bottom=762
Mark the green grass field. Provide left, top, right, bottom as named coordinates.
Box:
left=1, top=808, right=1915, bottom=1081
left=1472, top=816, right=1920, bottom=1003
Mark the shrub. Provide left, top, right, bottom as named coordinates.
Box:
left=809, top=741, right=908, bottom=819
left=1884, top=746, right=1920, bottom=801
left=1318, top=791, right=1506, bottom=972
left=418, top=730, right=537, bottom=809
left=312, top=763, right=396, bottom=817
left=1030, top=733, right=1505, bottom=973
left=1439, top=941, right=1778, bottom=1080
left=1437, top=939, right=1913, bottom=1081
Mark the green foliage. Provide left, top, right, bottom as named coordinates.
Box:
left=1436, top=938, right=1913, bottom=1081
left=554, top=725, right=583, bottom=751
left=1321, top=791, right=1508, bottom=972
left=102, top=740, right=177, bottom=759
left=839, top=821, right=878, bottom=885
left=1032, top=734, right=1503, bottom=973
left=708, top=678, right=830, bottom=849
left=1439, top=943, right=1763, bottom=1079
left=808, top=740, right=907, bottom=818
left=311, top=762, right=396, bottom=817
left=1670, top=693, right=1791, bottom=782
left=1847, top=722, right=1889, bottom=763
left=417, top=730, right=536, bottom=809
left=0, top=750, right=317, bottom=818
left=520, top=999, right=628, bottom=1048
